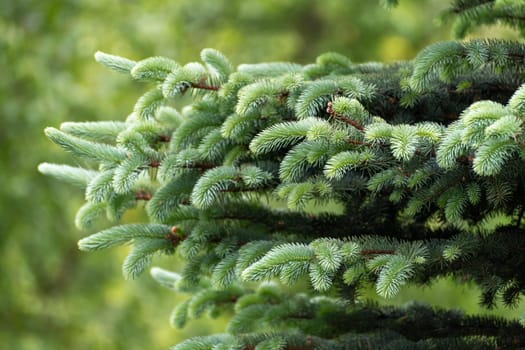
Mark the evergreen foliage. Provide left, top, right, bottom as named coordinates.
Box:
left=40, top=1, right=525, bottom=348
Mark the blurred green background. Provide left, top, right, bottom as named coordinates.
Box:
left=1, top=0, right=522, bottom=349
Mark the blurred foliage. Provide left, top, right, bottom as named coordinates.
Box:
left=0, top=0, right=520, bottom=348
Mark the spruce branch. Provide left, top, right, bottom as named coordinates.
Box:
left=78, top=223, right=172, bottom=250
left=38, top=163, right=97, bottom=188
left=42, top=9, right=525, bottom=345
left=131, top=56, right=179, bottom=81
left=409, top=39, right=525, bottom=93
left=94, top=51, right=136, bottom=74
left=60, top=121, right=126, bottom=143
left=444, top=0, right=525, bottom=38
left=201, top=48, right=234, bottom=83
left=44, top=127, right=127, bottom=163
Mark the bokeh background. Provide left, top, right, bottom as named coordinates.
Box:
left=1, top=0, right=523, bottom=349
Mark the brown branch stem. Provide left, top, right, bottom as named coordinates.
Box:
left=191, top=83, right=220, bottom=91
left=326, top=101, right=365, bottom=131
left=335, top=114, right=365, bottom=131
left=135, top=190, right=152, bottom=201
left=158, top=135, right=172, bottom=142
left=345, top=138, right=366, bottom=146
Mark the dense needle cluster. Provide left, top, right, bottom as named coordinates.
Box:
left=40, top=1, right=525, bottom=348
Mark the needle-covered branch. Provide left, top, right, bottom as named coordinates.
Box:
left=40, top=1, right=525, bottom=347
